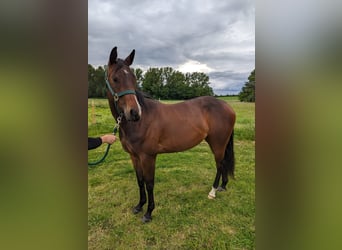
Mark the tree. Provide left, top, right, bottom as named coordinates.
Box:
left=142, top=67, right=213, bottom=99
left=142, top=68, right=163, bottom=99
left=186, top=72, right=214, bottom=97
left=88, top=64, right=97, bottom=98
left=94, top=66, right=106, bottom=97
left=132, top=68, right=143, bottom=90
left=88, top=64, right=106, bottom=98
left=239, top=69, right=255, bottom=102
left=163, top=69, right=186, bottom=99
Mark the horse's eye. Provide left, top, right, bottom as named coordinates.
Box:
left=113, top=77, right=118, bottom=83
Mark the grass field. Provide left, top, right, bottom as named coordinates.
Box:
left=88, top=96, right=255, bottom=249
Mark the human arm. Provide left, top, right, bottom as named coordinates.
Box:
left=88, top=134, right=116, bottom=150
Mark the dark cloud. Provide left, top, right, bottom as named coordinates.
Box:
left=88, top=0, right=254, bottom=95
left=208, top=71, right=249, bottom=95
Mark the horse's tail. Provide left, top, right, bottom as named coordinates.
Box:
left=224, top=130, right=235, bottom=179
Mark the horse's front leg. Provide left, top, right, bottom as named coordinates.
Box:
left=133, top=168, right=146, bottom=214
left=131, top=156, right=146, bottom=214
left=142, top=174, right=155, bottom=223
left=141, top=154, right=156, bottom=223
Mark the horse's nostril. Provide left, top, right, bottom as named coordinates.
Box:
left=130, top=109, right=140, bottom=121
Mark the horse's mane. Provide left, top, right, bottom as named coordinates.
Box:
left=136, top=90, right=154, bottom=108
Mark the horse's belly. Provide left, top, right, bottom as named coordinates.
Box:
left=156, top=133, right=205, bottom=153
left=152, top=120, right=208, bottom=153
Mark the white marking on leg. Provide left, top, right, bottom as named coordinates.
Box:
left=208, top=187, right=217, bottom=199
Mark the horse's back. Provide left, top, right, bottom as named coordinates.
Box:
left=155, top=96, right=235, bottom=131
left=185, top=96, right=235, bottom=125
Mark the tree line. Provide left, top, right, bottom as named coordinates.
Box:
left=89, top=64, right=255, bottom=102
left=238, top=69, right=255, bottom=102
left=88, top=64, right=213, bottom=99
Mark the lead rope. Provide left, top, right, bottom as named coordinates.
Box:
left=88, top=115, right=122, bottom=166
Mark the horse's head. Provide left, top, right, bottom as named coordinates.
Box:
left=106, top=47, right=141, bottom=122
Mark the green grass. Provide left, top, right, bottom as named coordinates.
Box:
left=88, top=97, right=255, bottom=249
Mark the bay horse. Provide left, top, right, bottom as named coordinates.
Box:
left=106, top=47, right=235, bottom=223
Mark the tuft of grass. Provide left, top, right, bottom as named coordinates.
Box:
left=88, top=98, right=255, bottom=249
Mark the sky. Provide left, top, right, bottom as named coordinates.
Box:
left=88, top=0, right=255, bottom=95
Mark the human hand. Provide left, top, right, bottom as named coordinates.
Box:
left=101, top=134, right=117, bottom=145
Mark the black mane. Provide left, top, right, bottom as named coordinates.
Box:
left=136, top=90, right=153, bottom=108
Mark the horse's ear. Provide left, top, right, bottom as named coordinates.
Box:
left=124, top=49, right=135, bottom=66
left=109, top=46, right=118, bottom=65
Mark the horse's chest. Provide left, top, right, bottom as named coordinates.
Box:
left=119, top=124, right=159, bottom=155
left=120, top=138, right=135, bottom=154
left=120, top=136, right=144, bottom=155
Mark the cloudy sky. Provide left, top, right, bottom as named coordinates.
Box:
left=88, top=0, right=255, bottom=95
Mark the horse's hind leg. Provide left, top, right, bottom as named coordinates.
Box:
left=208, top=164, right=223, bottom=199
left=217, top=166, right=228, bottom=192
left=206, top=133, right=231, bottom=199
left=218, top=129, right=234, bottom=192
left=215, top=162, right=230, bottom=192
left=215, top=158, right=229, bottom=193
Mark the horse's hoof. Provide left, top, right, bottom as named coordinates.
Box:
left=208, top=194, right=215, bottom=199
left=141, top=215, right=152, bottom=223
left=217, top=187, right=226, bottom=192
left=133, top=206, right=143, bottom=214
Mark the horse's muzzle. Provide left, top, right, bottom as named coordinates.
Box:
left=127, top=108, right=140, bottom=121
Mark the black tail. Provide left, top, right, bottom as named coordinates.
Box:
left=224, top=130, right=235, bottom=179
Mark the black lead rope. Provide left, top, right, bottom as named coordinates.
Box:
left=88, top=117, right=121, bottom=166
left=87, top=143, right=111, bottom=166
